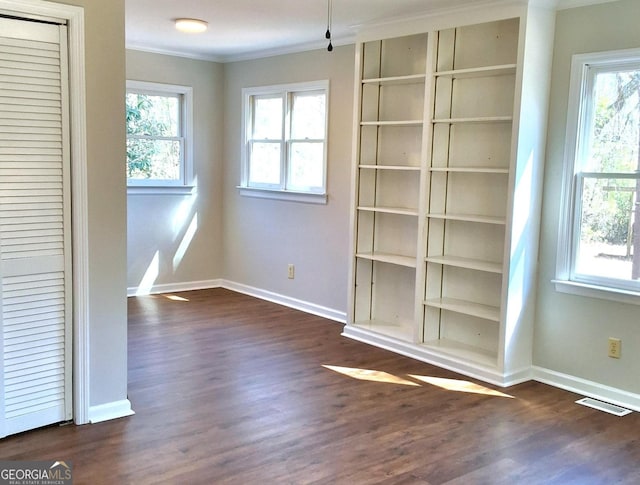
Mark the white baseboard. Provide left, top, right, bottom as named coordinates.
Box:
left=532, top=366, right=640, bottom=412
left=127, top=278, right=346, bottom=323
left=127, top=279, right=223, bottom=297
left=89, top=399, right=135, bottom=424
left=221, top=280, right=346, bottom=323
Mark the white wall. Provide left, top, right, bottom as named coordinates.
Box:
left=126, top=51, right=224, bottom=293
left=222, top=46, right=355, bottom=317
left=27, top=0, right=129, bottom=411
left=81, top=0, right=128, bottom=411
left=535, top=0, right=640, bottom=395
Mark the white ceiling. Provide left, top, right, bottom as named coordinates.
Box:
left=125, top=0, right=612, bottom=62
left=125, top=0, right=498, bottom=62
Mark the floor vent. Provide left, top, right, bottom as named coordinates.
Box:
left=575, top=397, right=632, bottom=416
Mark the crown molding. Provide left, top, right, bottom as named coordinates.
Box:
left=125, top=43, right=225, bottom=63
left=219, top=35, right=356, bottom=63
left=127, top=34, right=356, bottom=64
left=556, top=0, right=621, bottom=9
left=350, top=0, right=522, bottom=32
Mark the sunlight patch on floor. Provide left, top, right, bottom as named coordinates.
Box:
left=164, top=294, right=189, bottom=302
left=322, top=365, right=514, bottom=398
left=409, top=375, right=514, bottom=398
left=322, top=365, right=420, bottom=386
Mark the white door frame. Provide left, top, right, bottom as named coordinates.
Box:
left=0, top=0, right=90, bottom=424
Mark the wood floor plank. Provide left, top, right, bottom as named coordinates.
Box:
left=0, top=288, right=638, bottom=484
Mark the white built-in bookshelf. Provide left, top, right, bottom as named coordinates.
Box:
left=346, top=9, right=555, bottom=386
left=351, top=33, right=428, bottom=344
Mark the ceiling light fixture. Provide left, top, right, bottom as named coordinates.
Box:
left=325, top=0, right=333, bottom=52
left=175, top=18, right=208, bottom=34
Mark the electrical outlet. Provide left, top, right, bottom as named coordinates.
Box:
left=608, top=337, right=621, bottom=359
left=287, top=264, right=295, bottom=279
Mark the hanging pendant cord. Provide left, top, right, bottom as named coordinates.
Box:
left=326, top=0, right=333, bottom=52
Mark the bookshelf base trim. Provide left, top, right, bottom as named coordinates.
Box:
left=342, top=325, right=531, bottom=387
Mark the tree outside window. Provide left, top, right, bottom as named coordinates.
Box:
left=558, top=50, right=640, bottom=296
left=126, top=81, right=192, bottom=188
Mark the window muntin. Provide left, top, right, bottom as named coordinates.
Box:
left=248, top=94, right=284, bottom=187
left=242, top=81, right=329, bottom=196
left=287, top=91, right=326, bottom=192
left=559, top=51, right=640, bottom=294
left=126, top=81, right=192, bottom=187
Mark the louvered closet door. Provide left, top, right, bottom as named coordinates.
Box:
left=0, top=17, right=72, bottom=437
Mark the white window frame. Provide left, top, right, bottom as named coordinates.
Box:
left=126, top=80, right=194, bottom=195
left=554, top=48, right=640, bottom=304
left=239, top=80, right=329, bottom=204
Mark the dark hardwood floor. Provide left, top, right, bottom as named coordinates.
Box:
left=1, top=288, right=638, bottom=484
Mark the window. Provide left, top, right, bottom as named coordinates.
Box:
left=126, top=80, right=193, bottom=191
left=556, top=49, right=640, bottom=301
left=240, top=81, right=329, bottom=203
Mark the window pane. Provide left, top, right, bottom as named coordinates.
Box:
left=249, top=142, right=281, bottom=185
left=126, top=93, right=179, bottom=137
left=127, top=138, right=181, bottom=180
left=291, top=92, right=326, bottom=139
left=576, top=176, right=639, bottom=282
left=586, top=70, right=640, bottom=172
left=253, top=97, right=283, bottom=140
left=288, top=142, right=324, bottom=190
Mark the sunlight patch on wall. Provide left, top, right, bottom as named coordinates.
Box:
left=511, top=151, right=533, bottom=260
left=136, top=250, right=160, bottom=296
left=173, top=213, right=198, bottom=271
left=171, top=177, right=198, bottom=239
left=505, top=151, right=534, bottom=351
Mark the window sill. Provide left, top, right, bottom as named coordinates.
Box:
left=127, top=185, right=195, bottom=196
left=237, top=186, right=327, bottom=204
left=552, top=279, right=640, bottom=306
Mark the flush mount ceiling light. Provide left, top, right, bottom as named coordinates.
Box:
left=175, top=18, right=208, bottom=34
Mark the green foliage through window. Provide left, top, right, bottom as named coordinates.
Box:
left=126, top=90, right=183, bottom=182
left=575, top=67, right=640, bottom=283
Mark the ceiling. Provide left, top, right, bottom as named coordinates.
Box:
left=125, top=0, right=502, bottom=63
